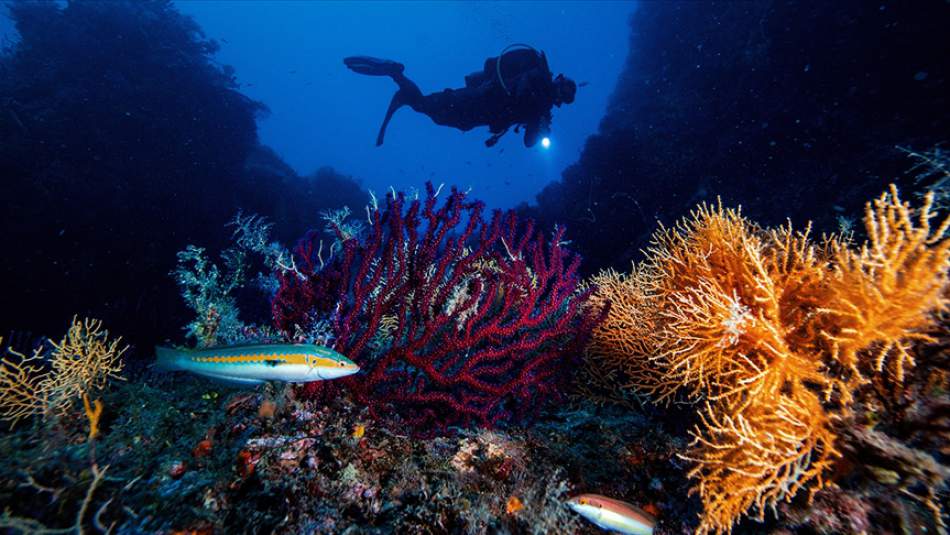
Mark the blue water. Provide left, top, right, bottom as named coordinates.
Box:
left=1, top=0, right=945, bottom=366
left=173, top=1, right=633, bottom=209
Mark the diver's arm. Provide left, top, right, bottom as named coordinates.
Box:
left=523, top=113, right=551, bottom=148
left=485, top=125, right=509, bottom=147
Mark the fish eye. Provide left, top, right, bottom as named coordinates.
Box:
left=339, top=361, right=345, bottom=367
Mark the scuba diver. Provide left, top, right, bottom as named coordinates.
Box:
left=344, top=45, right=576, bottom=148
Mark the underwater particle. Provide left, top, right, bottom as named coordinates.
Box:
left=168, top=460, right=188, bottom=479
left=641, top=503, right=660, bottom=518
left=236, top=449, right=259, bottom=478
left=193, top=438, right=213, bottom=459
left=258, top=399, right=277, bottom=419
left=506, top=495, right=524, bottom=515
left=566, top=494, right=656, bottom=535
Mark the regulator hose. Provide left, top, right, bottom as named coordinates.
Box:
left=496, top=43, right=540, bottom=96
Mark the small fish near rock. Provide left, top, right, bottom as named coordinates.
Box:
left=567, top=494, right=656, bottom=535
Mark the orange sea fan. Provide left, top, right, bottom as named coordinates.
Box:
left=820, top=185, right=950, bottom=384
left=683, top=391, right=840, bottom=535
left=645, top=201, right=835, bottom=407
left=582, top=184, right=949, bottom=534
left=643, top=201, right=768, bottom=403
left=582, top=267, right=663, bottom=396
left=645, top=200, right=763, bottom=307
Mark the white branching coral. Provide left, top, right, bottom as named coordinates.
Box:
left=172, top=244, right=246, bottom=346
left=229, top=211, right=299, bottom=278
left=900, top=144, right=950, bottom=210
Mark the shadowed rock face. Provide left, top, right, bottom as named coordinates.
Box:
left=524, top=0, right=949, bottom=274
left=0, top=1, right=365, bottom=349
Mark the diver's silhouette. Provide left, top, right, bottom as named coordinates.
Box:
left=344, top=46, right=576, bottom=148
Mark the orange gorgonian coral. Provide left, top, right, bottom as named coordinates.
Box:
left=0, top=316, right=126, bottom=426
left=683, top=392, right=840, bottom=533
left=583, top=267, right=660, bottom=396
left=820, top=185, right=950, bottom=385
left=585, top=185, right=949, bottom=534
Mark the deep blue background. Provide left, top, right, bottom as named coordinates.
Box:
left=3, top=0, right=944, bottom=354
left=172, top=1, right=634, bottom=209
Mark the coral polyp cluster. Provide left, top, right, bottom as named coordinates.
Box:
left=587, top=185, right=949, bottom=533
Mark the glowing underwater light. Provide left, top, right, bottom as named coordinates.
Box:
left=541, top=137, right=551, bottom=149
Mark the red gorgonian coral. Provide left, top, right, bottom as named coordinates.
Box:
left=273, top=183, right=601, bottom=434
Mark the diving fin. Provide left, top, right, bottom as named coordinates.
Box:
left=344, top=56, right=405, bottom=77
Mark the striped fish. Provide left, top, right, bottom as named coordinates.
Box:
left=155, top=343, right=359, bottom=385
left=566, top=494, right=656, bottom=535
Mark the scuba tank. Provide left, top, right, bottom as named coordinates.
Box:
left=494, top=43, right=549, bottom=96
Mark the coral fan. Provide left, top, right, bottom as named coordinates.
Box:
left=581, top=267, right=659, bottom=401
left=0, top=316, right=126, bottom=426
left=274, top=183, right=600, bottom=433
left=820, top=185, right=950, bottom=386
left=271, top=230, right=346, bottom=333
left=586, top=186, right=949, bottom=533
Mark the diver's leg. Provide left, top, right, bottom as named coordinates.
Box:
left=375, top=74, right=426, bottom=146
left=343, top=56, right=428, bottom=145
left=343, top=55, right=422, bottom=106
left=389, top=73, right=424, bottom=110
left=376, top=92, right=403, bottom=146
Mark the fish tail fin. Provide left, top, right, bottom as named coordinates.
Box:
left=155, top=346, right=184, bottom=371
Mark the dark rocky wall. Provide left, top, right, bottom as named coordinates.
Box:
left=525, top=0, right=948, bottom=273
left=0, top=1, right=366, bottom=349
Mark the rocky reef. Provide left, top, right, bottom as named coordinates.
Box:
left=0, top=1, right=366, bottom=348
left=2, top=180, right=946, bottom=534
left=523, top=0, right=949, bottom=275
left=0, top=367, right=693, bottom=534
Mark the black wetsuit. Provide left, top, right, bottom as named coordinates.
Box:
left=352, top=49, right=558, bottom=147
